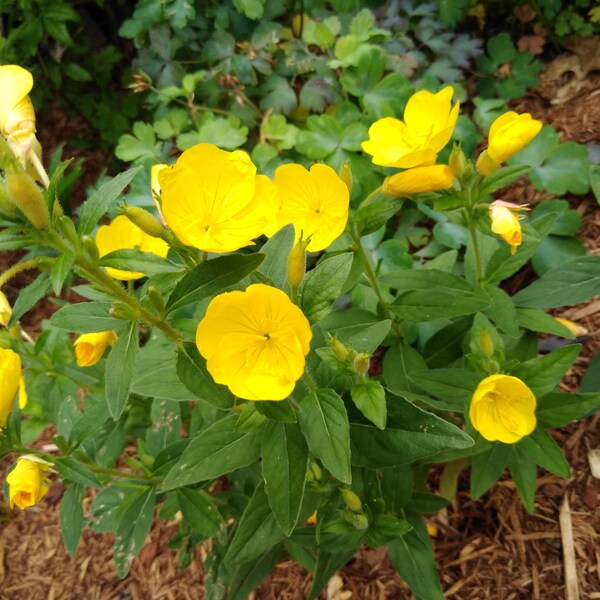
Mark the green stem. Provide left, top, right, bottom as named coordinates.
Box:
left=358, top=185, right=383, bottom=209
left=463, top=207, right=483, bottom=283
left=349, top=227, right=403, bottom=338
left=85, top=462, right=159, bottom=483
left=0, top=258, right=39, bottom=288
left=302, top=371, right=318, bottom=394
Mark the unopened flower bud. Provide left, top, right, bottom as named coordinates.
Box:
left=479, top=330, right=494, bottom=358
left=343, top=510, right=369, bottom=530
left=339, top=161, right=353, bottom=193
left=340, top=487, right=362, bottom=512
left=329, top=336, right=350, bottom=362
left=147, top=285, right=166, bottom=313
left=308, top=460, right=323, bottom=483
left=448, top=143, right=466, bottom=177
left=122, top=205, right=165, bottom=238
left=110, top=300, right=139, bottom=321
left=0, top=181, right=21, bottom=218
left=353, top=353, right=370, bottom=375
left=82, top=235, right=99, bottom=263
left=6, top=171, right=49, bottom=229
left=287, top=237, right=309, bottom=289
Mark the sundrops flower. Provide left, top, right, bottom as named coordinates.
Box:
left=196, top=284, right=312, bottom=401
left=469, top=374, right=536, bottom=444
left=159, top=143, right=270, bottom=253
left=361, top=87, right=460, bottom=168
left=489, top=200, right=530, bottom=254
left=0, top=348, right=26, bottom=427
left=382, top=164, right=455, bottom=196
left=6, top=455, right=51, bottom=509
left=271, top=163, right=349, bottom=252
left=476, top=111, right=542, bottom=175
left=95, top=215, right=169, bottom=281
left=74, top=331, right=118, bottom=367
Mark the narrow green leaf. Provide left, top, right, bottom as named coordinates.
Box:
left=518, top=428, right=570, bottom=478
left=50, top=301, right=121, bottom=333
left=470, top=443, right=511, bottom=499
left=8, top=273, right=51, bottom=327
left=60, top=483, right=84, bottom=557
left=55, top=457, right=101, bottom=488
left=300, top=253, right=353, bottom=323
left=99, top=249, right=180, bottom=277
left=166, top=253, right=264, bottom=313
left=516, top=308, right=575, bottom=338
left=307, top=549, right=357, bottom=600
left=350, top=380, right=387, bottom=429
left=78, top=168, right=141, bottom=235
left=298, top=389, right=352, bottom=484
left=50, top=251, right=74, bottom=295
left=383, top=342, right=428, bottom=395
left=508, top=448, right=537, bottom=514
left=257, top=224, right=295, bottom=288
left=105, top=320, right=139, bottom=419
left=229, top=546, right=281, bottom=600
left=410, top=368, right=482, bottom=410
left=162, top=415, right=262, bottom=490
left=477, top=165, right=530, bottom=198
left=537, top=392, right=600, bottom=428
left=354, top=198, right=404, bottom=236
left=177, top=488, right=224, bottom=537
left=262, top=421, right=309, bottom=535
left=146, top=399, right=182, bottom=456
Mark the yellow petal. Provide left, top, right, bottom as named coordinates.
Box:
left=0, top=66, right=34, bottom=136
left=486, top=111, right=543, bottom=164
left=0, top=348, right=22, bottom=427
left=74, top=331, right=118, bottom=367
left=383, top=165, right=454, bottom=196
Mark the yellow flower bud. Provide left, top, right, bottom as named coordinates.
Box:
left=469, top=374, right=536, bottom=444
left=382, top=165, right=454, bottom=197
left=287, top=237, right=309, bottom=289
left=74, top=331, right=118, bottom=367
left=479, top=330, right=494, bottom=358
left=0, top=347, right=25, bottom=427
left=6, top=455, right=51, bottom=510
left=353, top=353, right=370, bottom=375
left=339, top=161, right=353, bottom=193
left=448, top=143, right=466, bottom=177
left=6, top=171, right=49, bottom=229
left=0, top=291, right=12, bottom=327
left=340, top=487, right=363, bottom=512
left=122, top=205, right=165, bottom=238
left=553, top=317, right=588, bottom=338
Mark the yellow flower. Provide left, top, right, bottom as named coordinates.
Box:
left=0, top=348, right=26, bottom=427
left=0, top=291, right=12, bottom=327
left=469, top=374, right=536, bottom=444
left=476, top=111, right=542, bottom=175
left=159, top=144, right=270, bottom=253
left=6, top=455, right=51, bottom=510
left=382, top=165, right=454, bottom=196
left=553, top=317, right=588, bottom=338
left=361, top=87, right=460, bottom=168
left=196, top=284, right=312, bottom=401
left=95, top=215, right=169, bottom=280
left=271, top=163, right=349, bottom=252
left=74, top=331, right=118, bottom=367
left=489, top=201, right=529, bottom=254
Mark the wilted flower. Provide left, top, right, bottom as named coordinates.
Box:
left=469, top=374, right=536, bottom=443
left=159, top=144, right=270, bottom=253
left=361, top=87, right=459, bottom=168
left=196, top=284, right=312, bottom=401
left=6, top=455, right=51, bottom=509
left=476, top=111, right=542, bottom=175
left=95, top=215, right=169, bottom=280
left=74, top=331, right=118, bottom=367
left=271, top=163, right=349, bottom=252
left=382, top=165, right=454, bottom=197
left=0, top=347, right=26, bottom=427
left=489, top=200, right=530, bottom=254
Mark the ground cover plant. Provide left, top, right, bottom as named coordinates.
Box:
left=1, top=55, right=600, bottom=600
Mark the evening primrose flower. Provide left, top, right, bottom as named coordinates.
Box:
left=159, top=144, right=270, bottom=253
left=0, top=347, right=26, bottom=427
left=0, top=291, right=12, bottom=326
left=469, top=374, right=536, bottom=443
left=196, top=284, right=312, bottom=401
left=476, top=112, right=542, bottom=175
left=361, top=87, right=460, bottom=168
left=382, top=165, right=454, bottom=197
left=6, top=455, right=51, bottom=510
left=489, top=200, right=530, bottom=254
left=74, top=331, right=118, bottom=367
left=95, top=215, right=169, bottom=280
left=271, top=163, right=349, bottom=252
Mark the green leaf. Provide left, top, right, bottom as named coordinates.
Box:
left=297, top=389, right=351, bottom=484
left=229, top=546, right=280, bottom=600
left=60, top=484, right=84, bottom=557
left=363, top=73, right=411, bottom=118
left=258, top=75, right=297, bottom=115
left=383, top=342, right=429, bottom=395
left=8, top=273, right=52, bottom=327
left=518, top=427, right=570, bottom=478
left=114, top=488, right=156, bottom=578
left=536, top=392, right=600, bottom=428
left=99, top=249, right=180, bottom=277
left=178, top=116, right=248, bottom=151
left=296, top=115, right=342, bottom=160
left=354, top=198, right=404, bottom=236
left=470, top=443, right=511, bottom=499
left=590, top=164, right=600, bottom=204
left=146, top=399, right=181, bottom=456
left=350, top=396, right=474, bottom=468
left=50, top=301, right=121, bottom=333
left=105, top=320, right=139, bottom=419
left=176, top=343, right=234, bottom=410
left=345, top=320, right=391, bottom=354
left=477, top=165, right=531, bottom=199
left=530, top=142, right=590, bottom=195
left=340, top=46, right=385, bottom=97
left=516, top=308, right=575, bottom=338
left=78, top=168, right=141, bottom=235
left=255, top=399, right=297, bottom=423
left=483, top=286, right=519, bottom=336
left=438, top=0, right=470, bottom=27
left=300, top=253, right=353, bottom=323
left=257, top=225, right=295, bottom=288
left=508, top=448, right=536, bottom=514
left=55, top=457, right=101, bottom=488
left=224, top=482, right=284, bottom=565
left=410, top=368, right=482, bottom=410
left=511, top=344, right=580, bottom=397
left=262, top=421, right=309, bottom=535
left=581, top=354, right=600, bottom=392
left=350, top=380, right=386, bottom=429
left=166, top=253, right=264, bottom=313
left=532, top=236, right=586, bottom=276
left=234, top=0, right=264, bottom=20
left=162, top=415, right=262, bottom=490
left=388, top=513, right=444, bottom=600
left=177, top=488, right=224, bottom=537
left=50, top=251, right=74, bottom=295
left=307, top=549, right=357, bottom=600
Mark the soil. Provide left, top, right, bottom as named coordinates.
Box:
left=0, top=45, right=599, bottom=600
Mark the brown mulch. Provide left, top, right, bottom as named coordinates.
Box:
left=1, top=49, right=600, bottom=600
